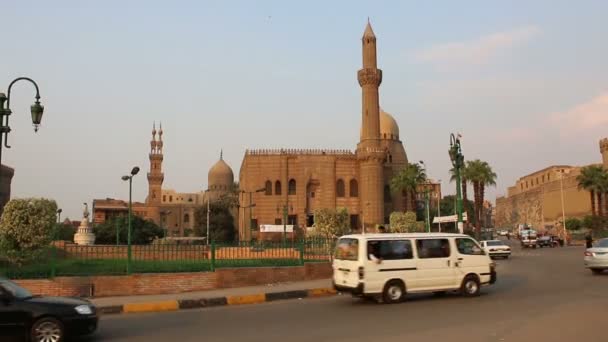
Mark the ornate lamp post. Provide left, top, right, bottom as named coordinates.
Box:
left=276, top=202, right=293, bottom=245
left=419, top=161, right=431, bottom=233
left=241, top=187, right=266, bottom=242
left=56, top=208, right=62, bottom=224
left=0, top=77, right=45, bottom=168
left=121, top=166, right=140, bottom=274
left=449, top=133, right=465, bottom=233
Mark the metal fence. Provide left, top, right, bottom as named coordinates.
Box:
left=0, top=239, right=334, bottom=279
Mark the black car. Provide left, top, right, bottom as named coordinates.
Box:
left=0, top=278, right=98, bottom=341
left=537, top=236, right=558, bottom=248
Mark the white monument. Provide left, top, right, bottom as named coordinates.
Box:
left=74, top=203, right=95, bottom=245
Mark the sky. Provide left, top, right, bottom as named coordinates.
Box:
left=2, top=0, right=608, bottom=220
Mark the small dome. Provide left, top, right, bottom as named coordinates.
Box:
left=208, top=157, right=234, bottom=190
left=380, top=110, right=399, bottom=140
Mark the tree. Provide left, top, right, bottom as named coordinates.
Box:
left=390, top=163, right=427, bottom=211
left=465, top=160, right=497, bottom=239
left=53, top=223, right=76, bottom=242
left=95, top=215, right=163, bottom=244
left=311, top=208, right=350, bottom=239
left=216, top=182, right=240, bottom=209
left=576, top=165, right=608, bottom=217
left=388, top=211, right=422, bottom=233
left=193, top=201, right=236, bottom=242
left=565, top=218, right=582, bottom=231
left=0, top=198, right=58, bottom=264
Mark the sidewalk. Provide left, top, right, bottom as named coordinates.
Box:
left=92, top=278, right=335, bottom=315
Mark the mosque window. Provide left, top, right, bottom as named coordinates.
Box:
left=163, top=195, right=166, bottom=202
left=336, top=179, right=345, bottom=197
left=170, top=196, right=173, bottom=202
left=275, top=181, right=282, bottom=195
left=288, top=179, right=296, bottom=195
left=350, top=179, right=359, bottom=197
left=184, top=214, right=190, bottom=223
left=384, top=185, right=391, bottom=203
left=265, top=181, right=272, bottom=196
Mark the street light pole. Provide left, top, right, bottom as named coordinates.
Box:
left=449, top=133, right=465, bottom=234
left=437, top=179, right=442, bottom=232
left=419, top=161, right=431, bottom=233
left=0, top=77, right=45, bottom=169
left=122, top=166, right=140, bottom=274
left=56, top=209, right=62, bottom=224
left=559, top=170, right=568, bottom=243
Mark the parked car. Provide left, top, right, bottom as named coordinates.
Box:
left=480, top=240, right=511, bottom=259
left=332, top=233, right=496, bottom=303
left=0, top=278, right=98, bottom=341
left=537, top=236, right=558, bottom=248
left=584, top=238, right=608, bottom=275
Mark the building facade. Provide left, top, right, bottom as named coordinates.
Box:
left=238, top=22, right=409, bottom=241
left=93, top=124, right=235, bottom=237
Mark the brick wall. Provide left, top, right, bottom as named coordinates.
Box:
left=14, top=263, right=332, bottom=298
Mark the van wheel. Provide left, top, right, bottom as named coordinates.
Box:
left=591, top=268, right=603, bottom=275
left=382, top=280, right=405, bottom=304
left=31, top=317, right=64, bottom=342
left=461, top=275, right=481, bottom=297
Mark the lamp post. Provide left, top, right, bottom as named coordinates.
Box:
left=449, top=133, right=465, bottom=233
left=121, top=166, right=140, bottom=274
left=160, top=210, right=171, bottom=238
left=437, top=179, right=442, bottom=232
left=0, top=77, right=45, bottom=168
left=558, top=170, right=569, bottom=244
left=277, top=203, right=293, bottom=245
left=56, top=208, right=62, bottom=224
left=241, top=188, right=265, bottom=242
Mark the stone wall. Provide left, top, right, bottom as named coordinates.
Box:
left=14, top=263, right=332, bottom=298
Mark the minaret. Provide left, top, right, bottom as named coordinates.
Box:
left=147, top=122, right=164, bottom=206
left=357, top=20, right=385, bottom=228
left=600, top=138, right=608, bottom=169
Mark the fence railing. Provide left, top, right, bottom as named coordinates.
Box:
left=0, top=239, right=335, bottom=279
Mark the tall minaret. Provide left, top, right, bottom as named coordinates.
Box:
left=147, top=122, right=164, bottom=207
left=356, top=20, right=385, bottom=228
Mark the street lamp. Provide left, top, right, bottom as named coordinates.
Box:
left=121, top=166, right=140, bottom=274
left=419, top=161, right=431, bottom=233
left=437, top=179, right=442, bottom=232
left=449, top=133, right=465, bottom=234
left=558, top=169, right=569, bottom=244
left=241, top=187, right=266, bottom=242
left=56, top=208, right=62, bottom=224
left=0, top=77, right=45, bottom=168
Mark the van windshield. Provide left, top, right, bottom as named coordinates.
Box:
left=335, top=238, right=359, bottom=261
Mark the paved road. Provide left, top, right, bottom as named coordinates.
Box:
left=88, top=241, right=608, bottom=342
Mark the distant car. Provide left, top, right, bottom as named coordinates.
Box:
left=537, top=236, right=558, bottom=248
left=584, top=238, right=608, bottom=275
left=497, top=230, right=508, bottom=236
left=480, top=240, right=511, bottom=259
left=0, top=278, right=98, bottom=341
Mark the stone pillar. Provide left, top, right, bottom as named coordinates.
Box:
left=0, top=165, right=14, bottom=216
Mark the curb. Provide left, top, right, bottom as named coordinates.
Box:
left=97, top=287, right=338, bottom=315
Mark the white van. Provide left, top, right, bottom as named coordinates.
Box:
left=332, top=233, right=496, bottom=303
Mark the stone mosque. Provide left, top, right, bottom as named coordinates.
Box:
left=94, top=22, right=410, bottom=240
left=238, top=21, right=409, bottom=240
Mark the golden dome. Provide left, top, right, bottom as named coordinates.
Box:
left=208, top=153, right=234, bottom=190
left=380, top=110, right=399, bottom=140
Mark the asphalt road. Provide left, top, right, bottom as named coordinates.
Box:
left=89, top=241, right=608, bottom=342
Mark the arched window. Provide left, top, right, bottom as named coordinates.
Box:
left=384, top=185, right=391, bottom=203
left=349, top=179, right=358, bottom=197
left=288, top=179, right=296, bottom=195
left=265, top=181, right=272, bottom=196
left=336, top=179, right=345, bottom=197
left=275, top=181, right=282, bottom=195
left=184, top=214, right=190, bottom=223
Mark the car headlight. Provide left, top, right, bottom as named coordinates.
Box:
left=75, top=305, right=93, bottom=315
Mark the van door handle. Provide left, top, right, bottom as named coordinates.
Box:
left=457, top=258, right=463, bottom=261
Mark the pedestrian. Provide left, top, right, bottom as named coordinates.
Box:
left=506, top=232, right=511, bottom=240
left=585, top=234, right=593, bottom=249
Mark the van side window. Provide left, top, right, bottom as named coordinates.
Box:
left=368, top=240, right=413, bottom=260
left=456, top=238, right=484, bottom=255
left=416, top=239, right=450, bottom=258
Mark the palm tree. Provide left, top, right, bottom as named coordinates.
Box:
left=576, top=165, right=605, bottom=216
left=465, top=160, right=497, bottom=239
left=390, top=163, right=427, bottom=212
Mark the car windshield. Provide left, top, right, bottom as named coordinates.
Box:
left=0, top=280, right=33, bottom=299
left=594, top=239, right=608, bottom=248
left=486, top=241, right=505, bottom=246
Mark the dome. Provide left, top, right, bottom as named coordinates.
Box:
left=380, top=110, right=399, bottom=140
left=208, top=157, right=234, bottom=190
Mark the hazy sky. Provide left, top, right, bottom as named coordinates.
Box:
left=3, top=0, right=608, bottom=220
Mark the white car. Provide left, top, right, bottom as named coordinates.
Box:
left=480, top=240, right=511, bottom=259
left=584, top=238, right=608, bottom=275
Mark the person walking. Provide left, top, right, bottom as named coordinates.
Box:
left=586, top=234, right=593, bottom=249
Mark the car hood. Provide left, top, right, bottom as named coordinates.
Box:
left=25, top=296, right=92, bottom=306
left=587, top=247, right=608, bottom=253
